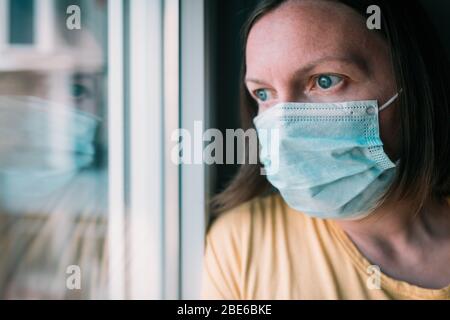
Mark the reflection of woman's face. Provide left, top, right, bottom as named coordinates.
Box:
left=245, top=0, right=400, bottom=161
left=0, top=71, right=101, bottom=115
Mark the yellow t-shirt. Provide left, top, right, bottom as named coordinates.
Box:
left=201, top=193, right=450, bottom=300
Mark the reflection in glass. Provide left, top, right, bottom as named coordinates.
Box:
left=0, top=0, right=108, bottom=299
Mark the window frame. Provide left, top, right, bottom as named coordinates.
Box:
left=107, top=0, right=208, bottom=300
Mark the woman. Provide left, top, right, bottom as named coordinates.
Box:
left=202, top=0, right=450, bottom=299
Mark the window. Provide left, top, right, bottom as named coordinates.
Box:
left=0, top=0, right=209, bottom=300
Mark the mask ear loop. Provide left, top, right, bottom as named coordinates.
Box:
left=379, top=89, right=403, bottom=112
left=378, top=89, right=403, bottom=167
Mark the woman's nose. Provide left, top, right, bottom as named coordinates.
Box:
left=277, top=88, right=303, bottom=103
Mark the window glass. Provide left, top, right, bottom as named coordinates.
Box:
left=0, top=0, right=108, bottom=299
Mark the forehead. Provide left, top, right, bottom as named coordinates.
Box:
left=245, top=0, right=384, bottom=76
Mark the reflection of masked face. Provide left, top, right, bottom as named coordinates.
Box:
left=0, top=71, right=103, bottom=116
left=0, top=96, right=99, bottom=213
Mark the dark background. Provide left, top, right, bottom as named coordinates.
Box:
left=207, top=0, right=260, bottom=196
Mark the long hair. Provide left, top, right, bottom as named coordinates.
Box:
left=210, top=0, right=450, bottom=220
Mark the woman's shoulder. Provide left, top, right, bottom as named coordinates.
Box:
left=203, top=193, right=294, bottom=299
left=206, top=193, right=314, bottom=246
left=208, top=193, right=281, bottom=233
left=203, top=193, right=323, bottom=299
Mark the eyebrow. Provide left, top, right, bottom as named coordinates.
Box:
left=245, top=54, right=369, bottom=85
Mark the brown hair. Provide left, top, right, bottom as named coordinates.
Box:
left=210, top=0, right=450, bottom=221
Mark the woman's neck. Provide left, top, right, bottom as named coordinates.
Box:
left=334, top=196, right=450, bottom=288
left=336, top=196, right=450, bottom=243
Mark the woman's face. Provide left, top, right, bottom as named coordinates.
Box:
left=245, top=0, right=400, bottom=160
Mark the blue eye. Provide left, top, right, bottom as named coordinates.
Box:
left=316, top=74, right=342, bottom=90
left=255, top=89, right=269, bottom=102
left=71, top=83, right=91, bottom=100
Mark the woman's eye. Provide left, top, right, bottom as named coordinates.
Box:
left=315, top=74, right=343, bottom=90
left=254, top=89, right=270, bottom=102
left=71, top=83, right=91, bottom=100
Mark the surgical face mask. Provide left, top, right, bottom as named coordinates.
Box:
left=0, top=96, right=99, bottom=213
left=253, top=93, right=400, bottom=220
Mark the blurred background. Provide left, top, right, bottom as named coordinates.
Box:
left=0, top=0, right=448, bottom=300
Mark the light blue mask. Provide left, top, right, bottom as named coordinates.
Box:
left=253, top=93, right=400, bottom=220
left=0, top=96, right=100, bottom=214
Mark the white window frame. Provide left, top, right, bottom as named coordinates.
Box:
left=35, top=0, right=56, bottom=52
left=107, top=0, right=207, bottom=300
left=107, top=0, right=126, bottom=300
left=0, top=0, right=8, bottom=51
left=127, top=0, right=165, bottom=300
left=163, top=0, right=181, bottom=300
left=180, top=0, right=207, bottom=300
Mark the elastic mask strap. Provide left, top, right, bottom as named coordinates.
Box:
left=379, top=89, right=403, bottom=112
